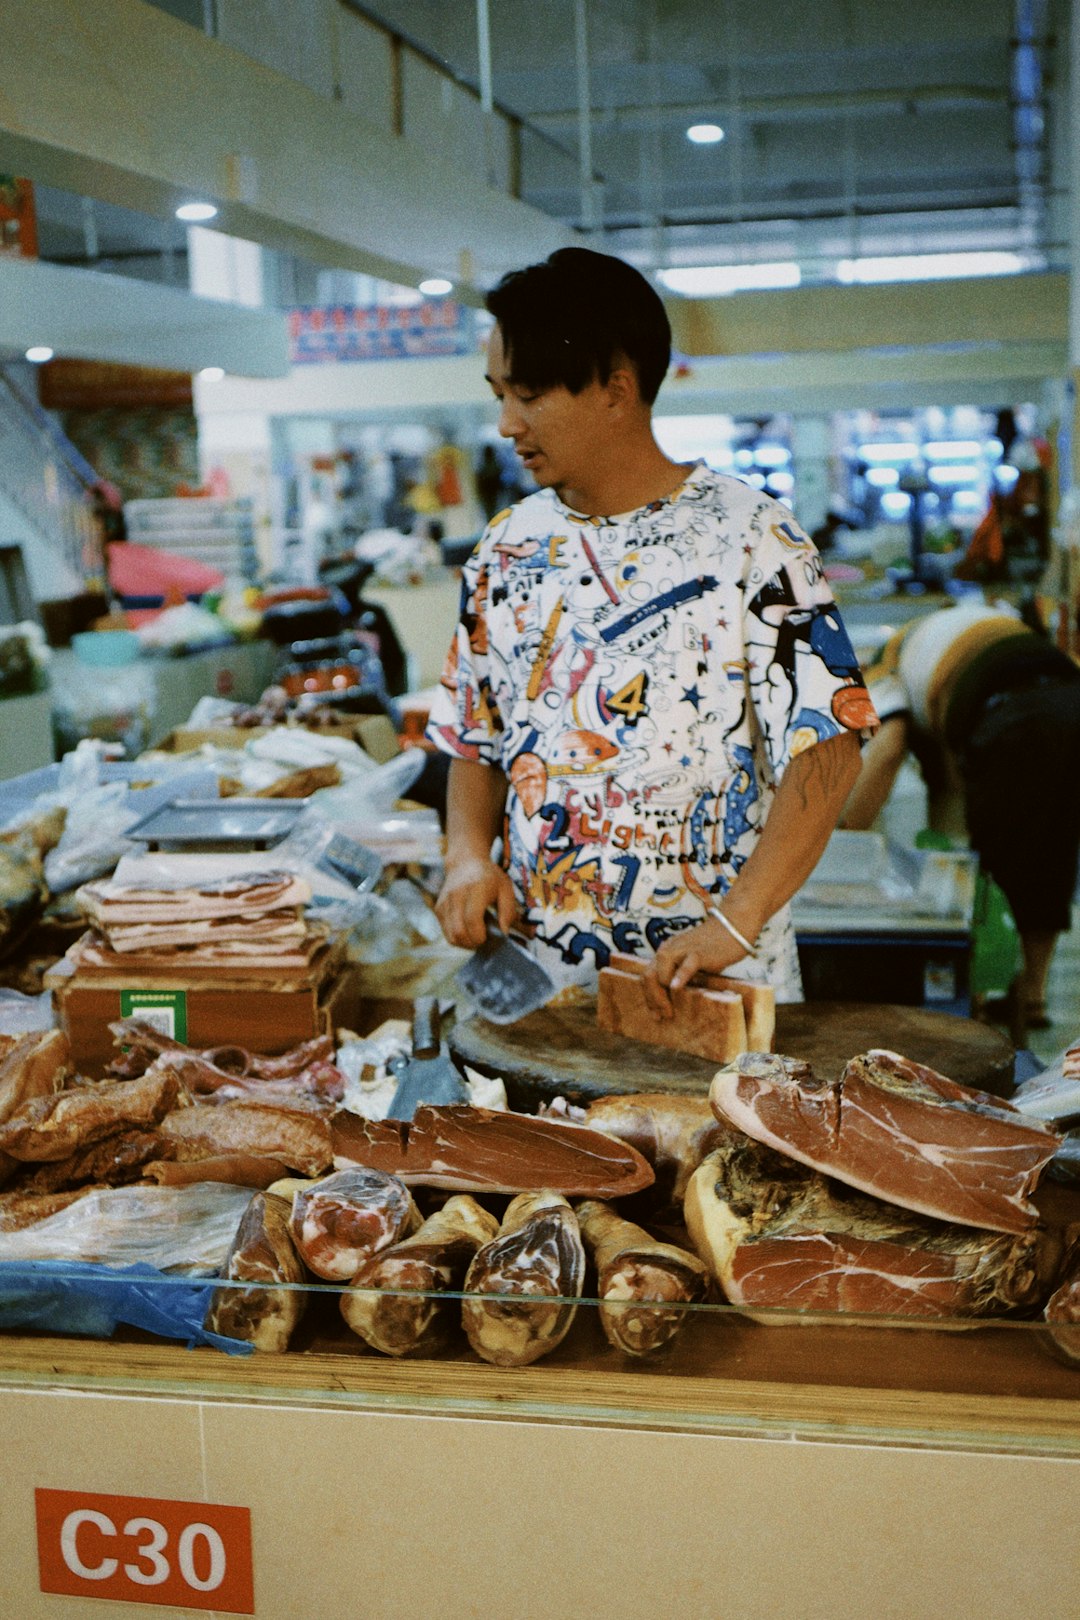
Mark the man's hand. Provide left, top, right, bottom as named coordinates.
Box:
left=435, top=855, right=520, bottom=949
left=641, top=916, right=755, bottom=1019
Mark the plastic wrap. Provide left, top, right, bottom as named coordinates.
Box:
left=0, top=1260, right=252, bottom=1352
left=0, top=989, right=56, bottom=1035
left=0, top=1184, right=253, bottom=1273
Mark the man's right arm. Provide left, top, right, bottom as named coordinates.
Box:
left=435, top=758, right=520, bottom=948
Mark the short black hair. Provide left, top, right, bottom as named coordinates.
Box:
left=486, top=247, right=671, bottom=405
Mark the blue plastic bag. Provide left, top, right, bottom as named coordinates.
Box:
left=0, top=1260, right=253, bottom=1355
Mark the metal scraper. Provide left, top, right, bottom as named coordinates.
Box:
left=456, top=927, right=556, bottom=1025
left=387, top=996, right=469, bottom=1121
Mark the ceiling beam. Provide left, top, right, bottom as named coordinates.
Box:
left=0, top=0, right=576, bottom=297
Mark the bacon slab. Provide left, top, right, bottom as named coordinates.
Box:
left=159, top=1101, right=332, bottom=1178
left=341, top=1195, right=498, bottom=1355
left=289, top=1168, right=420, bottom=1281
left=685, top=1133, right=1043, bottom=1320
left=330, top=1104, right=654, bottom=1198
left=710, top=1049, right=1060, bottom=1235
left=0, top=1069, right=180, bottom=1163
left=462, top=1191, right=585, bottom=1367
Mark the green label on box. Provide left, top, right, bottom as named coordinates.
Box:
left=119, top=990, right=187, bottom=1043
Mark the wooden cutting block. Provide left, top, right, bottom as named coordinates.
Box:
left=608, top=952, right=775, bottom=1052
left=597, top=966, right=747, bottom=1063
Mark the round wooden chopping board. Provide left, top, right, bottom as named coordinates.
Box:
left=449, top=1000, right=1015, bottom=1109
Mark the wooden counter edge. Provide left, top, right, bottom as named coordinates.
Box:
left=2, top=1335, right=1078, bottom=1455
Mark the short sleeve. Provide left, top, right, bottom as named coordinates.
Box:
left=741, top=501, right=878, bottom=778
left=425, top=531, right=505, bottom=765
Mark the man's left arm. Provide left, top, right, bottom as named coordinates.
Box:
left=643, top=731, right=861, bottom=1015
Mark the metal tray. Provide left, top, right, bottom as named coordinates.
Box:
left=124, top=797, right=309, bottom=849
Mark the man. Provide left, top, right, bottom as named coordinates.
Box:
left=842, top=600, right=1080, bottom=1032
left=427, top=247, right=875, bottom=1016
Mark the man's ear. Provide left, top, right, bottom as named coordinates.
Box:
left=606, top=363, right=642, bottom=414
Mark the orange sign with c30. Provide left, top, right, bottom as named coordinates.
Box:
left=35, top=1488, right=254, bottom=1612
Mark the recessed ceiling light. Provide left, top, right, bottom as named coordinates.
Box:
left=25, top=346, right=54, bottom=363
left=176, top=202, right=218, bottom=222
left=686, top=123, right=725, bottom=145
left=419, top=277, right=453, bottom=296
left=197, top=366, right=225, bottom=382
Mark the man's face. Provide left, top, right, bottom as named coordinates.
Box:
left=484, top=324, right=612, bottom=498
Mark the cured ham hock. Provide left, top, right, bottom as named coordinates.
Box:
left=685, top=1133, right=1043, bottom=1319
left=710, top=1049, right=1060, bottom=1234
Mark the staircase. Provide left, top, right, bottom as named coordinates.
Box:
left=0, top=367, right=98, bottom=602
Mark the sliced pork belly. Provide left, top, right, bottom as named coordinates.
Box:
left=710, top=1049, right=1060, bottom=1234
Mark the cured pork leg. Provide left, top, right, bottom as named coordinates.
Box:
left=576, top=1198, right=710, bottom=1356
left=330, top=1104, right=654, bottom=1198
left=205, top=1191, right=307, bottom=1352
left=1044, top=1237, right=1080, bottom=1366
left=685, top=1134, right=1043, bottom=1320
left=710, top=1049, right=1060, bottom=1235
left=289, top=1169, right=421, bottom=1281
left=581, top=1093, right=724, bottom=1219
left=462, top=1191, right=585, bottom=1367
left=342, top=1195, right=498, bottom=1356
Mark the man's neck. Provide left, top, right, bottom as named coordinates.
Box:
left=558, top=437, right=694, bottom=517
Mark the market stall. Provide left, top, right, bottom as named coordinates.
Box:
left=0, top=711, right=1075, bottom=1618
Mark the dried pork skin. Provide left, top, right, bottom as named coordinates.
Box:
left=158, top=1102, right=332, bottom=1178
left=709, top=1049, right=1059, bottom=1234
left=0, top=1069, right=180, bottom=1163
left=576, top=1198, right=710, bottom=1356
left=342, top=1195, right=499, bottom=1356
left=684, top=1134, right=1042, bottom=1319
left=330, top=1104, right=654, bottom=1198
left=462, top=1191, right=586, bottom=1367
left=205, top=1191, right=307, bottom=1352
left=108, top=1022, right=334, bottom=1083
left=289, top=1168, right=420, bottom=1281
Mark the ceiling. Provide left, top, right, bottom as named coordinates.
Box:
left=352, top=0, right=1067, bottom=276
left=23, top=0, right=1069, bottom=295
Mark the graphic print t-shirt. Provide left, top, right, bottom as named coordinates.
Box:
left=427, top=463, right=876, bottom=1000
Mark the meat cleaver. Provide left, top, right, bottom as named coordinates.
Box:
left=456, top=927, right=556, bottom=1025
left=388, top=996, right=469, bottom=1121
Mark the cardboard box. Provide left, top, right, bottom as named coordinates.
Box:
left=54, top=960, right=370, bottom=1076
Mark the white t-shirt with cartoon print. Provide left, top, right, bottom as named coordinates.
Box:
left=428, top=461, right=876, bottom=1002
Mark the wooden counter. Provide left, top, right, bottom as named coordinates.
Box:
left=1, top=1300, right=1078, bottom=1619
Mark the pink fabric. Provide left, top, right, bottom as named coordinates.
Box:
left=107, top=541, right=224, bottom=598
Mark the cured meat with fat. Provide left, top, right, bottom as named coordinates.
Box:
left=576, top=1198, right=710, bottom=1356
left=0, top=1069, right=180, bottom=1163
left=142, top=1153, right=288, bottom=1189
left=330, top=1104, right=654, bottom=1198
left=205, top=1191, right=307, bottom=1352
left=158, top=1101, right=332, bottom=1178
left=1044, top=1237, right=1080, bottom=1365
left=710, top=1049, right=1060, bottom=1234
left=14, top=1129, right=169, bottom=1193
left=462, top=1191, right=586, bottom=1367
left=0, top=1031, right=70, bottom=1124
left=581, top=1093, right=723, bottom=1217
left=684, top=1133, right=1043, bottom=1320
left=341, top=1195, right=498, bottom=1355
left=289, top=1168, right=421, bottom=1281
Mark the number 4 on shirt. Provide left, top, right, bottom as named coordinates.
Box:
left=604, top=671, right=649, bottom=725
